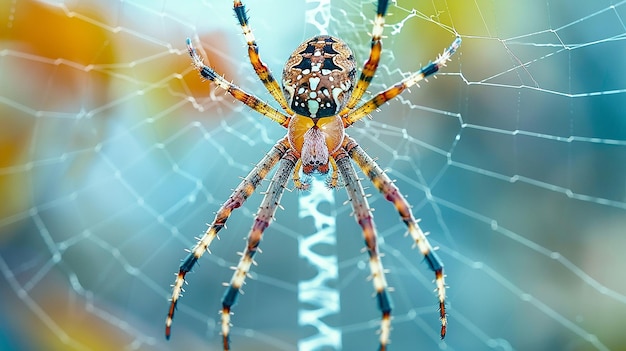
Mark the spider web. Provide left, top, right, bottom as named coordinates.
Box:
left=1, top=0, right=625, bottom=350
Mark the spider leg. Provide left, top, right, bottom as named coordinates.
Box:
left=340, top=0, right=390, bottom=114
left=220, top=151, right=297, bottom=350
left=334, top=150, right=393, bottom=350
left=343, top=36, right=461, bottom=127
left=165, top=138, right=290, bottom=339
left=344, top=136, right=448, bottom=339
left=186, top=38, right=291, bottom=127
left=233, top=0, right=295, bottom=115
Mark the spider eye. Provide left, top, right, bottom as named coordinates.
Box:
left=282, top=35, right=356, bottom=118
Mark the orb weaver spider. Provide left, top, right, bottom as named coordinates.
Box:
left=166, top=0, right=460, bottom=349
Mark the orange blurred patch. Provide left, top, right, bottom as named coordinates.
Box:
left=0, top=1, right=114, bottom=237
left=0, top=2, right=253, bottom=349
left=0, top=1, right=238, bottom=234
left=1, top=1, right=114, bottom=64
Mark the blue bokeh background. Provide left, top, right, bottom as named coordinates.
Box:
left=1, top=1, right=625, bottom=350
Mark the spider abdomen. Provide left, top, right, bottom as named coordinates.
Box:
left=282, top=35, right=357, bottom=118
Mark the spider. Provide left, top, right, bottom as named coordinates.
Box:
left=166, top=0, right=460, bottom=349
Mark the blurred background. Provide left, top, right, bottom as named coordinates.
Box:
left=1, top=0, right=625, bottom=350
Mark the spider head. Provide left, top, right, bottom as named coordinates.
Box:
left=282, top=35, right=356, bottom=118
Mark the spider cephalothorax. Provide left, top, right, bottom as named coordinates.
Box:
left=168, top=0, right=460, bottom=350
left=287, top=113, right=344, bottom=181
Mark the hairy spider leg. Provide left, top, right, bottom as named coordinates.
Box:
left=340, top=0, right=389, bottom=114
left=233, top=0, right=295, bottom=115
left=220, top=151, right=297, bottom=351
left=165, top=139, right=289, bottom=339
left=335, top=151, right=393, bottom=351
left=344, top=137, right=448, bottom=339
left=186, top=38, right=291, bottom=127
left=344, top=36, right=462, bottom=127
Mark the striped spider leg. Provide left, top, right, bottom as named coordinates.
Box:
left=339, top=37, right=461, bottom=345
left=343, top=137, right=448, bottom=342
left=219, top=150, right=297, bottom=349
left=167, top=0, right=460, bottom=349
left=165, top=138, right=289, bottom=341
